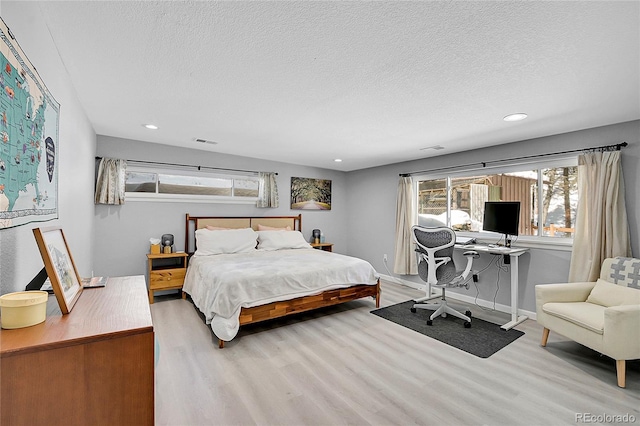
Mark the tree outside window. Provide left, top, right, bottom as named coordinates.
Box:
left=417, top=164, right=577, bottom=238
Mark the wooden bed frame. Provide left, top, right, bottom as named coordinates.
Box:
left=184, top=214, right=381, bottom=348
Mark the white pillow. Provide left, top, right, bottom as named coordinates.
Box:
left=586, top=278, right=640, bottom=307
left=257, top=224, right=292, bottom=231
left=194, top=228, right=257, bottom=256
left=257, top=230, right=312, bottom=251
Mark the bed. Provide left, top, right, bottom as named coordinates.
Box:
left=183, top=214, right=381, bottom=348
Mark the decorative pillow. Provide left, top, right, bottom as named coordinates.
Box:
left=586, top=278, right=640, bottom=307
left=206, top=225, right=230, bottom=231
left=257, top=224, right=292, bottom=231
left=605, top=257, right=640, bottom=288
left=194, top=228, right=258, bottom=256
left=257, top=230, right=312, bottom=251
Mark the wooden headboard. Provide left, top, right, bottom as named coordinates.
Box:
left=184, top=214, right=302, bottom=254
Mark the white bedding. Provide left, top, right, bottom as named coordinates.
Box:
left=183, top=248, right=379, bottom=341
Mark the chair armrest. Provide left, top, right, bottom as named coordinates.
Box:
left=456, top=252, right=478, bottom=282
left=463, top=250, right=479, bottom=257
left=603, top=304, right=640, bottom=360
left=535, top=282, right=595, bottom=305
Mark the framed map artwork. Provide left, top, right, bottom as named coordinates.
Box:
left=0, top=18, right=59, bottom=229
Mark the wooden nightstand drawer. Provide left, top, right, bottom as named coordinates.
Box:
left=149, top=268, right=186, bottom=290
left=310, top=242, right=333, bottom=252
left=146, top=252, right=189, bottom=303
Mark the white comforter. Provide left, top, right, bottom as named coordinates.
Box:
left=183, top=248, right=379, bottom=341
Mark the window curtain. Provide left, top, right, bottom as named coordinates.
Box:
left=256, top=172, right=279, bottom=208
left=394, top=176, right=418, bottom=275
left=94, top=158, right=126, bottom=205
left=568, top=151, right=631, bottom=282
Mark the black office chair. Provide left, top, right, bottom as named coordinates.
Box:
left=411, top=225, right=479, bottom=327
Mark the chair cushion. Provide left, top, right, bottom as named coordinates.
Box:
left=542, top=302, right=604, bottom=334
left=586, top=278, right=640, bottom=307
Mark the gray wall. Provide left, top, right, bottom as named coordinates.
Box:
left=95, top=136, right=348, bottom=278
left=0, top=3, right=96, bottom=294
left=3, top=0, right=636, bottom=317
left=97, top=121, right=639, bottom=312
left=346, top=120, right=640, bottom=313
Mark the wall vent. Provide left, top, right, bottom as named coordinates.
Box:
left=195, top=138, right=218, bottom=145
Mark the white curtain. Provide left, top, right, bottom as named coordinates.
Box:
left=256, top=172, right=279, bottom=208
left=568, top=151, right=631, bottom=282
left=394, top=176, right=418, bottom=275
left=94, top=158, right=126, bottom=205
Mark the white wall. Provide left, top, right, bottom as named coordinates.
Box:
left=0, top=3, right=96, bottom=294
left=346, top=120, right=640, bottom=313
left=94, top=136, right=347, bottom=278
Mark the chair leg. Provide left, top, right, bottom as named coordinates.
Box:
left=413, top=302, right=441, bottom=311
left=429, top=303, right=447, bottom=320
left=414, top=294, right=441, bottom=303
left=442, top=304, right=471, bottom=322
left=541, top=328, right=550, bottom=347
left=414, top=287, right=443, bottom=304
left=616, top=360, right=626, bottom=388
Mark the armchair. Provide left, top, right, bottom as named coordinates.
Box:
left=535, top=257, right=640, bottom=388
left=410, top=226, right=479, bottom=327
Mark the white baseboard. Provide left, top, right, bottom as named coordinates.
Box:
left=378, top=273, right=425, bottom=291
left=378, top=273, right=537, bottom=321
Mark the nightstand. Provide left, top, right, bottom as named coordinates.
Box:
left=146, top=252, right=188, bottom=304
left=310, top=242, right=333, bottom=252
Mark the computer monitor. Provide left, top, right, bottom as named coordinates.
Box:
left=482, top=201, right=521, bottom=245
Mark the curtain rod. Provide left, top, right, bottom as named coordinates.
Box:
left=95, top=156, right=278, bottom=176
left=399, top=141, right=628, bottom=177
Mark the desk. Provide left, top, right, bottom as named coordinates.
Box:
left=455, top=244, right=529, bottom=330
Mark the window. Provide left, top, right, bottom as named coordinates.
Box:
left=125, top=171, right=157, bottom=193
left=416, top=159, right=578, bottom=240
left=125, top=167, right=260, bottom=203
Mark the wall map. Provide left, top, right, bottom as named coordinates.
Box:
left=0, top=18, right=59, bottom=229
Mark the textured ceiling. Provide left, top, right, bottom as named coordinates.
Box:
left=30, top=1, right=640, bottom=171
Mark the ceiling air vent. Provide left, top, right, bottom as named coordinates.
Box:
left=195, top=138, right=218, bottom=145
left=420, top=145, right=444, bottom=151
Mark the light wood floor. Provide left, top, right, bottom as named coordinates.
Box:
left=152, top=281, right=639, bottom=426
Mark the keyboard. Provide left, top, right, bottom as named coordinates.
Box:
left=456, top=237, right=476, bottom=245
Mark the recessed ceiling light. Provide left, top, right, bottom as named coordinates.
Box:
left=144, top=124, right=158, bottom=130
left=334, top=159, right=343, bottom=162
left=503, top=113, right=528, bottom=122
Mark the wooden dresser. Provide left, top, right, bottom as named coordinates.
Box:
left=0, top=275, right=154, bottom=426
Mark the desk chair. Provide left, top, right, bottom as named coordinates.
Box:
left=411, top=226, right=479, bottom=327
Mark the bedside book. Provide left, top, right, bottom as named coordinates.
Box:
left=82, top=276, right=108, bottom=288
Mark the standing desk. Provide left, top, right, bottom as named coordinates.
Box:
left=455, top=244, right=529, bottom=330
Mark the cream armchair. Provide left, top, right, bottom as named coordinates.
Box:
left=535, top=257, right=640, bottom=388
